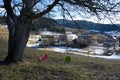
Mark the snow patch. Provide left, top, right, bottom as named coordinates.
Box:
left=105, top=31, right=120, bottom=37
left=27, top=43, right=120, bottom=60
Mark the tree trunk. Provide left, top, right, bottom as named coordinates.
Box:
left=1, top=16, right=31, bottom=65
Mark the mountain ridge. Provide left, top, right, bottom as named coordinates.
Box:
left=56, top=19, right=120, bottom=31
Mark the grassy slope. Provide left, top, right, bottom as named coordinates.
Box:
left=0, top=39, right=120, bottom=80
left=0, top=25, right=120, bottom=80
left=0, top=25, right=8, bottom=40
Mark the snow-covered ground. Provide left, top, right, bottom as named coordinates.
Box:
left=26, top=30, right=120, bottom=60
left=104, top=30, right=120, bottom=37
left=41, top=31, right=62, bottom=36
left=26, top=43, right=120, bottom=60
left=27, top=43, right=40, bottom=48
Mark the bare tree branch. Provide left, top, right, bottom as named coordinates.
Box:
left=58, top=3, right=82, bottom=32
left=0, top=5, right=4, bottom=8
left=33, top=0, right=59, bottom=18
left=3, top=0, right=17, bottom=22
left=101, top=12, right=119, bottom=24
left=22, top=0, right=42, bottom=10
left=62, top=0, right=120, bottom=13
left=0, top=8, right=6, bottom=15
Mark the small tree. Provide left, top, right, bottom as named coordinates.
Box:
left=0, top=0, right=120, bottom=65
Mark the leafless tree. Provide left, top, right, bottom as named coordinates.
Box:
left=0, top=0, right=120, bottom=65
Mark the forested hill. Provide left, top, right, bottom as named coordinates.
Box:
left=0, top=17, right=65, bottom=33
left=56, top=19, right=120, bottom=31
left=0, top=16, right=120, bottom=32
left=31, top=17, right=65, bottom=33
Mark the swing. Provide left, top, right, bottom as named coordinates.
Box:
left=64, top=31, right=72, bottom=63
left=64, top=47, right=72, bottom=63
left=37, top=53, right=48, bottom=61
left=37, top=47, right=48, bottom=61
left=65, top=56, right=71, bottom=62
left=37, top=28, right=49, bottom=61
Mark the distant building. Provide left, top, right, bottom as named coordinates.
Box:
left=77, top=35, right=90, bottom=45
left=40, top=35, right=55, bottom=45
left=66, top=33, right=78, bottom=41
left=90, top=33, right=107, bottom=46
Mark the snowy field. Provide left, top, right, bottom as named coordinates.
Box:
left=27, top=43, right=120, bottom=60
left=26, top=30, right=120, bottom=60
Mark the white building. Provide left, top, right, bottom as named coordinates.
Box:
left=67, top=34, right=78, bottom=41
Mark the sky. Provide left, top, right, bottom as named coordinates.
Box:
left=0, top=7, right=119, bottom=24
left=0, top=0, right=120, bottom=24
left=52, top=11, right=120, bottom=24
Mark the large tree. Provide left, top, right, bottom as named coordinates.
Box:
left=0, top=0, right=120, bottom=65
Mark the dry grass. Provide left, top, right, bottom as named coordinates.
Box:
left=0, top=38, right=120, bottom=80
left=0, top=24, right=120, bottom=80
left=0, top=25, right=9, bottom=40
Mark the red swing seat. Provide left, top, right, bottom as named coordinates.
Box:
left=37, top=54, right=48, bottom=61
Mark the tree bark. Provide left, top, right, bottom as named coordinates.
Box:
left=2, top=16, right=31, bottom=65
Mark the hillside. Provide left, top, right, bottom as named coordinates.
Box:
left=1, top=16, right=120, bottom=33
left=0, top=17, right=65, bottom=33
left=0, top=25, right=120, bottom=79
left=57, top=19, right=120, bottom=31
left=31, top=17, right=65, bottom=33
left=1, top=39, right=120, bottom=79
